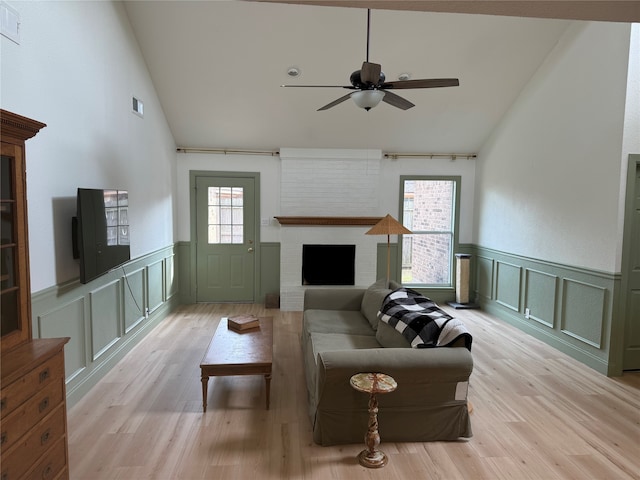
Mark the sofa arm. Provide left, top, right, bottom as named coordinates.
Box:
left=316, top=347, right=473, bottom=410
left=312, top=347, right=473, bottom=445
left=303, top=288, right=366, bottom=311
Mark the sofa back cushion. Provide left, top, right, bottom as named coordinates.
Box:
left=360, top=279, right=391, bottom=331
left=376, top=320, right=412, bottom=348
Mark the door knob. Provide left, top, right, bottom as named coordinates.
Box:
left=248, top=247, right=254, bottom=253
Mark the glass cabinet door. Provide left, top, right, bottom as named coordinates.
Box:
left=0, top=142, right=29, bottom=348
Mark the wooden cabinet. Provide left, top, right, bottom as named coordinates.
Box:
left=1, top=338, right=70, bottom=480
left=1, top=110, right=70, bottom=479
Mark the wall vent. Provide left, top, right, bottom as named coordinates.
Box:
left=132, top=96, right=144, bottom=117
left=1, top=1, right=20, bottom=44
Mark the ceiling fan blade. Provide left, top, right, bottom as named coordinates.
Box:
left=318, top=93, right=353, bottom=111
left=381, top=78, right=459, bottom=90
left=281, top=84, right=354, bottom=89
left=361, top=62, right=382, bottom=85
left=381, top=90, right=415, bottom=110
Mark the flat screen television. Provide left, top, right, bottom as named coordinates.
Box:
left=72, top=188, right=130, bottom=284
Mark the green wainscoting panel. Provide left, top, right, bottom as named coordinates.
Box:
left=177, top=241, right=193, bottom=304
left=524, top=269, right=558, bottom=328
left=90, top=280, right=122, bottom=361
left=495, top=261, right=522, bottom=312
left=123, top=267, right=145, bottom=334
left=36, top=297, right=86, bottom=383
left=561, top=278, right=606, bottom=348
left=472, top=246, right=620, bottom=376
left=476, top=256, right=495, bottom=301
left=31, top=245, right=180, bottom=408
left=166, top=253, right=178, bottom=300
left=147, top=259, right=165, bottom=313
left=259, top=242, right=280, bottom=303
left=375, top=242, right=399, bottom=284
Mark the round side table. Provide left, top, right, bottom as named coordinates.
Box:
left=349, top=372, right=397, bottom=468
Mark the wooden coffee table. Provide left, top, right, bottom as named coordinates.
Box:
left=200, top=316, right=273, bottom=411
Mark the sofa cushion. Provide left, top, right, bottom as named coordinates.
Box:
left=376, top=320, right=411, bottom=348
left=360, top=279, right=391, bottom=331
left=311, top=332, right=382, bottom=361
left=304, top=310, right=375, bottom=336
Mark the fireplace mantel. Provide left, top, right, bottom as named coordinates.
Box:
left=275, top=216, right=382, bottom=226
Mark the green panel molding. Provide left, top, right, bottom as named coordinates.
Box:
left=471, top=245, right=620, bottom=376
left=259, top=242, right=280, bottom=303
left=89, top=280, right=122, bottom=361
left=561, top=278, right=606, bottom=348
left=31, top=245, right=180, bottom=408
left=495, top=261, right=521, bottom=312
left=524, top=269, right=558, bottom=328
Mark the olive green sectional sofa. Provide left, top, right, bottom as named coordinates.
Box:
left=302, top=280, right=473, bottom=446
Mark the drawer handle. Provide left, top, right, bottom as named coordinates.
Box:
left=38, top=397, right=50, bottom=413
left=1, top=431, right=6, bottom=445
left=42, top=464, right=53, bottom=479
left=40, top=428, right=51, bottom=445
left=39, top=368, right=50, bottom=383
left=0, top=397, right=6, bottom=411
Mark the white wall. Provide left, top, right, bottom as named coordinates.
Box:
left=1, top=1, right=177, bottom=291
left=474, top=21, right=632, bottom=272
left=176, top=149, right=477, bottom=245
left=617, top=24, right=640, bottom=262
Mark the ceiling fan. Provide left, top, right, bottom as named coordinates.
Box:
left=281, top=9, right=459, bottom=111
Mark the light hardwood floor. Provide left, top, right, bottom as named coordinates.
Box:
left=67, top=304, right=640, bottom=479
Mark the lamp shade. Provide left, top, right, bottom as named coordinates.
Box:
left=351, top=90, right=385, bottom=110
left=365, top=214, right=412, bottom=236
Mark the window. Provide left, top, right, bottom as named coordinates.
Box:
left=207, top=186, right=244, bottom=244
left=400, top=177, right=459, bottom=287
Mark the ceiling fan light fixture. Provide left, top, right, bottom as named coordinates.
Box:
left=351, top=89, right=385, bottom=110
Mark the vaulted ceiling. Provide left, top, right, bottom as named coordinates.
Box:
left=122, top=1, right=634, bottom=153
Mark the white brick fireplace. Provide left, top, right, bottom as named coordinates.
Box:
left=278, top=148, right=383, bottom=311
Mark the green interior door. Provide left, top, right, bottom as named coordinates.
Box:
left=623, top=158, right=640, bottom=370
left=195, top=176, right=256, bottom=302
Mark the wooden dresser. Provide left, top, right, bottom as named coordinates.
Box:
left=1, top=338, right=70, bottom=480
left=1, top=110, right=70, bottom=479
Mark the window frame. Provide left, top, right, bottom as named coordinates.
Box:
left=398, top=175, right=462, bottom=292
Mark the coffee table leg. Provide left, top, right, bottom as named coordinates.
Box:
left=201, top=373, right=209, bottom=412
left=264, top=373, right=272, bottom=410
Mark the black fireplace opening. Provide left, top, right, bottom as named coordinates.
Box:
left=302, top=244, right=356, bottom=285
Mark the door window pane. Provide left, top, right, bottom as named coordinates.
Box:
left=207, top=187, right=244, bottom=244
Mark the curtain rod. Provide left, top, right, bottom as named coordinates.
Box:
left=384, top=153, right=477, bottom=160
left=177, top=147, right=280, bottom=156
left=177, top=147, right=477, bottom=160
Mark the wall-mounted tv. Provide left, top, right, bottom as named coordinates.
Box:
left=72, top=188, right=130, bottom=284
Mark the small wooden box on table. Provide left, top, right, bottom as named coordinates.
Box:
left=200, top=316, right=273, bottom=411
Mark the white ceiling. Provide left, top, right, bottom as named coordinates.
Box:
left=123, top=1, right=578, bottom=153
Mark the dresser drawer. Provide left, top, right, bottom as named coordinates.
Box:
left=23, top=436, right=67, bottom=480
left=0, top=378, right=63, bottom=451
left=0, top=352, right=64, bottom=416
left=0, top=404, right=66, bottom=480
